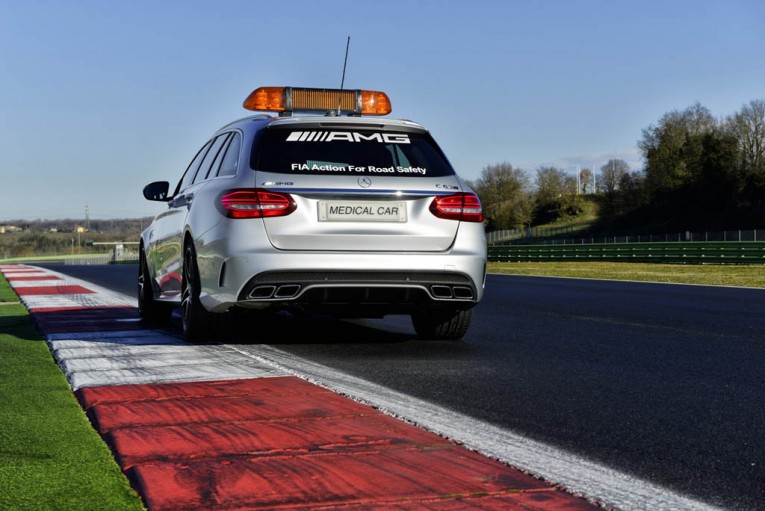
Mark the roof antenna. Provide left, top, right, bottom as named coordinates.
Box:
left=336, top=36, right=350, bottom=116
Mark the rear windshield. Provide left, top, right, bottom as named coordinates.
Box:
left=251, top=128, right=455, bottom=177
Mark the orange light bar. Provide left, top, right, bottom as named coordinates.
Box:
left=360, top=90, right=392, bottom=115
left=242, top=87, right=391, bottom=116
left=293, top=88, right=356, bottom=111
left=243, top=87, right=286, bottom=112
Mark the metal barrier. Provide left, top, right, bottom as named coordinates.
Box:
left=490, top=228, right=765, bottom=246
left=488, top=242, right=765, bottom=264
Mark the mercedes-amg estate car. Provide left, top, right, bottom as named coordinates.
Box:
left=139, top=86, right=486, bottom=341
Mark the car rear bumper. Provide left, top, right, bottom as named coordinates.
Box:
left=202, top=250, right=486, bottom=314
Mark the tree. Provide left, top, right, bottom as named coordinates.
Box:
left=724, top=101, right=765, bottom=223
left=469, top=162, right=533, bottom=230
left=534, top=166, right=569, bottom=206
left=638, top=102, right=717, bottom=195
left=696, top=132, right=740, bottom=220
left=597, top=159, right=631, bottom=218
left=684, top=102, right=718, bottom=136
left=726, top=99, right=765, bottom=181
left=599, top=159, right=630, bottom=195
left=617, top=170, right=648, bottom=213
left=533, top=166, right=581, bottom=223
left=579, top=168, right=594, bottom=194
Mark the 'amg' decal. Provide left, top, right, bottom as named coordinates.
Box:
left=286, top=132, right=410, bottom=144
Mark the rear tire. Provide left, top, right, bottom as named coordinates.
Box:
left=181, top=243, right=216, bottom=342
left=138, top=250, right=172, bottom=324
left=411, top=308, right=472, bottom=340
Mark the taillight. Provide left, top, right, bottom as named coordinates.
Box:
left=218, top=189, right=296, bottom=219
left=429, top=192, right=483, bottom=222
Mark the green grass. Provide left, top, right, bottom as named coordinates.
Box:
left=0, top=274, right=17, bottom=302
left=528, top=196, right=600, bottom=234
left=0, top=284, right=145, bottom=510
left=488, top=261, right=765, bottom=288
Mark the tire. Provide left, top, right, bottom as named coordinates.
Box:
left=138, top=250, right=172, bottom=324
left=181, top=243, right=216, bottom=342
left=411, top=308, right=473, bottom=340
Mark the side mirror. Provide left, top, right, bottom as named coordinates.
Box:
left=143, top=181, right=170, bottom=202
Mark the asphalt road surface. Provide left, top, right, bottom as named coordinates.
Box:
left=41, top=264, right=765, bottom=510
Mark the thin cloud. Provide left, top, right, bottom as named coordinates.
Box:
left=518, top=147, right=643, bottom=174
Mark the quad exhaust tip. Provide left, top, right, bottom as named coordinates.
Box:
left=453, top=286, right=474, bottom=299
left=430, top=285, right=474, bottom=300
left=248, top=284, right=301, bottom=300
left=248, top=283, right=471, bottom=301
left=274, top=284, right=301, bottom=298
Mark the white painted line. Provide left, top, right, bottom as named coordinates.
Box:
left=67, top=363, right=284, bottom=390
left=226, top=343, right=722, bottom=511
left=49, top=328, right=289, bottom=390
left=4, top=266, right=135, bottom=309
left=5, top=279, right=66, bottom=287
left=58, top=346, right=261, bottom=373
left=2, top=266, right=288, bottom=390
left=19, top=294, right=133, bottom=309
left=53, top=344, right=195, bottom=361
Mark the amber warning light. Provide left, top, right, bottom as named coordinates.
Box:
left=243, top=86, right=392, bottom=116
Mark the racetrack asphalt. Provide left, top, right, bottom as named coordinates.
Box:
left=1, top=264, right=602, bottom=511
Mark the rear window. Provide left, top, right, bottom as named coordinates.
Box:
left=251, top=128, right=455, bottom=177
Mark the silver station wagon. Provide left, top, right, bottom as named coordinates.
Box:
left=139, top=86, right=486, bottom=341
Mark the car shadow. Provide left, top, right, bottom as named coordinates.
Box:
left=160, top=309, right=416, bottom=346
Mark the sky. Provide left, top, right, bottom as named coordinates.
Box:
left=1, top=0, right=763, bottom=221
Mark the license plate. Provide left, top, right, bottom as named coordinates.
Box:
left=318, top=201, right=407, bottom=222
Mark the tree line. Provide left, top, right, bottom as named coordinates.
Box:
left=468, top=99, right=765, bottom=232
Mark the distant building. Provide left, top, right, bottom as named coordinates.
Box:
left=0, top=225, right=22, bottom=234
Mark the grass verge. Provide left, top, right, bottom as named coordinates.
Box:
left=488, top=261, right=765, bottom=288
left=0, top=278, right=145, bottom=510
left=0, top=274, right=18, bottom=302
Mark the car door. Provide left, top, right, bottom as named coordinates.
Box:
left=149, top=137, right=219, bottom=297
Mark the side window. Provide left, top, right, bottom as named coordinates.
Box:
left=193, top=134, right=229, bottom=185
left=216, top=132, right=241, bottom=177
left=206, top=133, right=232, bottom=180
left=174, top=140, right=212, bottom=196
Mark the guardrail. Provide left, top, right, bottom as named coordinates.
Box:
left=490, top=228, right=765, bottom=246
left=488, top=242, right=765, bottom=264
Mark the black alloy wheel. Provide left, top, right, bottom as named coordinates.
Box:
left=181, top=243, right=214, bottom=341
